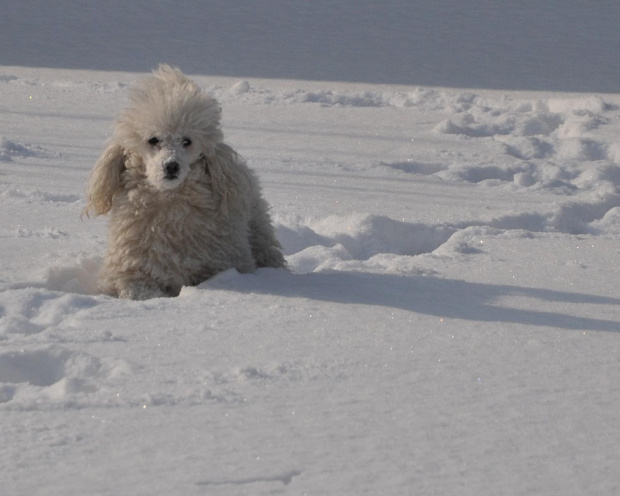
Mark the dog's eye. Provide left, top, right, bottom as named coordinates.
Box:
left=148, top=137, right=160, bottom=146
left=182, top=138, right=192, bottom=147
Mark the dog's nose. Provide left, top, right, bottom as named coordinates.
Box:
left=164, top=161, right=180, bottom=179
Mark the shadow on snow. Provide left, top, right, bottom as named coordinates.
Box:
left=204, top=269, right=620, bottom=333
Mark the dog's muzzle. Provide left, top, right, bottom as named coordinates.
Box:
left=164, top=161, right=180, bottom=180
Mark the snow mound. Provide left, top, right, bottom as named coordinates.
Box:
left=44, top=255, right=103, bottom=295
left=1, top=137, right=58, bottom=162
left=0, top=344, right=131, bottom=409
left=279, top=214, right=455, bottom=273
left=229, top=79, right=251, bottom=95
left=207, top=83, right=481, bottom=110
left=301, top=90, right=389, bottom=108
left=436, top=110, right=562, bottom=138
left=310, top=214, right=454, bottom=259
left=0, top=289, right=99, bottom=337
left=364, top=92, right=620, bottom=196
left=591, top=206, right=620, bottom=234
left=278, top=190, right=620, bottom=276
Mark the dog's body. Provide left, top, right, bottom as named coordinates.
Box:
left=85, top=65, right=285, bottom=300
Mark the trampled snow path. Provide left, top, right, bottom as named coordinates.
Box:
left=1, top=69, right=620, bottom=495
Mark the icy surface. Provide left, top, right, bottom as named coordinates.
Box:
left=1, top=2, right=620, bottom=496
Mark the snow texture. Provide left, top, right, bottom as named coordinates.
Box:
left=1, top=2, right=620, bottom=495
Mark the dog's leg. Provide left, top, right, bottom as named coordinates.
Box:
left=248, top=196, right=286, bottom=269
left=100, top=270, right=169, bottom=300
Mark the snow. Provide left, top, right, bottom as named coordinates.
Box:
left=2, top=2, right=620, bottom=495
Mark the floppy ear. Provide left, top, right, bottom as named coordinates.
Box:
left=83, top=143, right=126, bottom=217
left=207, top=143, right=248, bottom=216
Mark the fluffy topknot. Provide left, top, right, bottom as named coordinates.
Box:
left=115, top=64, right=223, bottom=156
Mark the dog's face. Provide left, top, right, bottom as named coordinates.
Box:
left=97, top=66, right=225, bottom=195
left=85, top=66, right=227, bottom=217
left=139, top=132, right=203, bottom=190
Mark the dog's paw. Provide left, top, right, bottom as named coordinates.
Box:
left=254, top=247, right=287, bottom=269
left=117, top=282, right=168, bottom=300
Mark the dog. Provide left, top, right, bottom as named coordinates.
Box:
left=84, top=65, right=285, bottom=300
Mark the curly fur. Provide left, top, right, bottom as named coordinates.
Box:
left=84, top=65, right=285, bottom=300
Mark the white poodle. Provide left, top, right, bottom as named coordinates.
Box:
left=84, top=65, right=285, bottom=300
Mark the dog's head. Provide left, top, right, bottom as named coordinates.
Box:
left=84, top=65, right=224, bottom=215
left=116, top=65, right=223, bottom=191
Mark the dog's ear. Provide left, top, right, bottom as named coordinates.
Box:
left=82, top=143, right=126, bottom=217
left=207, top=144, right=248, bottom=216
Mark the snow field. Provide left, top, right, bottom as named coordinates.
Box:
left=2, top=71, right=620, bottom=396
left=1, top=69, right=620, bottom=494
